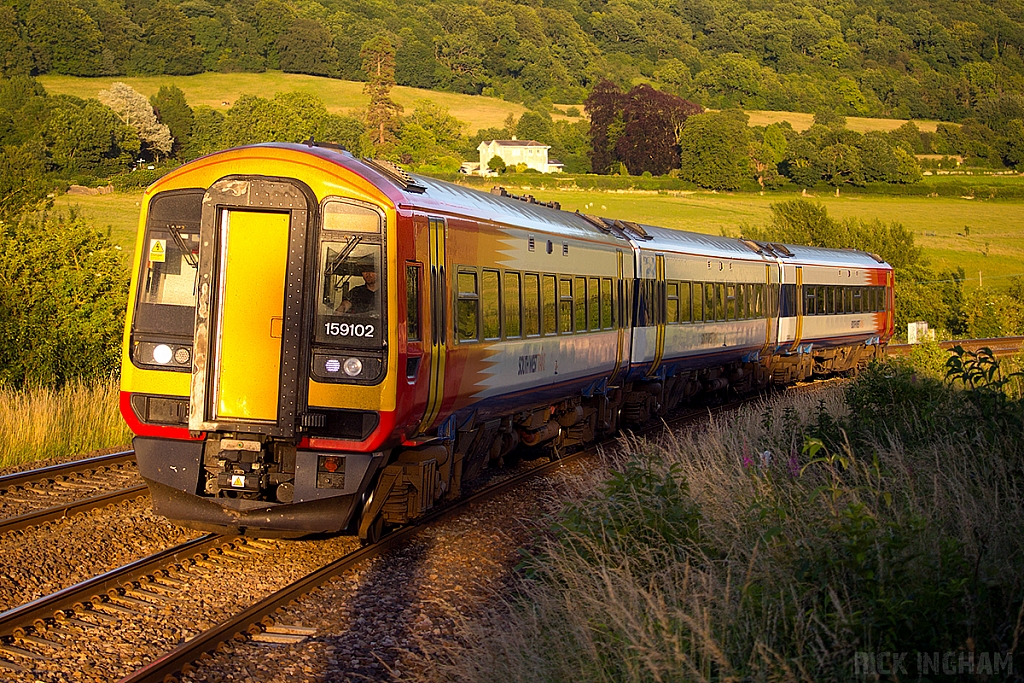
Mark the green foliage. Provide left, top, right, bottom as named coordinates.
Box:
left=0, top=210, right=128, bottom=388
left=42, top=95, right=141, bottom=175
left=486, top=155, right=506, bottom=173
left=0, top=142, right=52, bottom=221
left=677, top=110, right=749, bottom=190
left=150, top=85, right=194, bottom=156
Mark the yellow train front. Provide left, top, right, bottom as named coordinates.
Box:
left=121, top=143, right=429, bottom=539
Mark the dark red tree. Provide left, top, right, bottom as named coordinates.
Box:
left=584, top=79, right=627, bottom=174
left=615, top=84, right=703, bottom=175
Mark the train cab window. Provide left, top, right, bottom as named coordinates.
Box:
left=589, top=278, right=601, bottom=331
left=575, top=276, right=587, bottom=332
left=457, top=270, right=479, bottom=342
left=666, top=282, right=679, bottom=324
left=316, top=238, right=384, bottom=349
left=504, top=272, right=522, bottom=338
left=693, top=283, right=704, bottom=321
left=406, top=263, right=421, bottom=342
left=482, top=269, right=500, bottom=340
left=559, top=277, right=574, bottom=333
left=134, top=190, right=203, bottom=340
left=542, top=275, right=557, bottom=335
left=601, top=278, right=614, bottom=329
left=524, top=273, right=540, bottom=336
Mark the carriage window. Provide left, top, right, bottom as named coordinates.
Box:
left=559, top=278, right=574, bottom=334
left=482, top=269, right=500, bottom=340
left=406, top=263, right=421, bottom=342
left=524, top=273, right=540, bottom=336
left=589, top=278, right=600, bottom=331
left=316, top=239, right=384, bottom=348
left=693, top=283, right=704, bottom=321
left=575, top=276, right=587, bottom=332
left=725, top=284, right=736, bottom=320
left=601, top=278, right=614, bottom=329
left=754, top=284, right=764, bottom=317
left=715, top=284, right=726, bottom=321
left=853, top=287, right=863, bottom=313
left=504, top=272, right=521, bottom=338
left=542, top=275, right=556, bottom=335
left=457, top=270, right=479, bottom=342
left=667, top=282, right=679, bottom=324
left=680, top=282, right=691, bottom=322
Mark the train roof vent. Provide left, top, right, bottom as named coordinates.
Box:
left=490, top=186, right=561, bottom=210
left=615, top=219, right=653, bottom=240
left=362, top=158, right=427, bottom=194
left=741, top=239, right=766, bottom=255
left=866, top=251, right=886, bottom=263
left=575, top=212, right=628, bottom=240
left=769, top=242, right=794, bottom=257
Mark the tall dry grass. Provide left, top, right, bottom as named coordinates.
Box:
left=418, top=365, right=1024, bottom=682
left=0, top=377, right=131, bottom=469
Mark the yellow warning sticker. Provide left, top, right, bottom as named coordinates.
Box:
left=149, top=238, right=166, bottom=263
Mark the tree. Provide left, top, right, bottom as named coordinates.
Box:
left=150, top=85, right=194, bottom=157
left=361, top=35, right=403, bottom=153
left=276, top=18, right=338, bottom=76
left=129, top=1, right=203, bottom=75
left=0, top=142, right=50, bottom=223
left=99, top=83, right=173, bottom=160
left=615, top=84, right=702, bottom=176
left=0, top=6, right=33, bottom=77
left=487, top=155, right=505, bottom=173
left=182, top=106, right=225, bottom=160
left=584, top=79, right=626, bottom=174
left=25, top=0, right=103, bottom=76
left=677, top=111, right=749, bottom=190
left=820, top=143, right=862, bottom=191
left=42, top=95, right=140, bottom=173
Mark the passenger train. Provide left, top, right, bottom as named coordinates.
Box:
left=120, top=142, right=894, bottom=541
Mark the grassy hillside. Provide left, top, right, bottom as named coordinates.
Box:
left=58, top=185, right=1024, bottom=291
left=40, top=72, right=950, bottom=136
left=38, top=72, right=535, bottom=134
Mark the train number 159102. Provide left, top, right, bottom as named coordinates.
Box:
left=324, top=322, right=375, bottom=338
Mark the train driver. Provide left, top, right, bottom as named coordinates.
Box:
left=336, top=265, right=379, bottom=315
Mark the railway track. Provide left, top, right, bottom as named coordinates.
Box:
left=0, top=450, right=143, bottom=531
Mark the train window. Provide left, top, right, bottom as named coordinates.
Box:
left=817, top=287, right=827, bottom=315
left=738, top=284, right=747, bottom=319
left=589, top=277, right=600, bottom=331
left=542, top=275, right=556, bottom=335
left=853, top=287, right=863, bottom=313
left=666, top=282, right=679, bottom=324
left=715, top=284, right=726, bottom=321
left=406, top=263, right=421, bottom=342
left=575, top=276, right=587, bottom=332
left=482, top=269, right=500, bottom=340
left=601, top=278, right=614, bottom=329
left=701, top=283, right=712, bottom=322
left=880, top=286, right=888, bottom=311
left=803, top=286, right=815, bottom=316
left=321, top=199, right=382, bottom=233
left=316, top=240, right=384, bottom=348
left=680, top=282, right=692, bottom=323
left=457, top=270, right=479, bottom=342
left=504, top=272, right=522, bottom=338
left=524, top=273, right=540, bottom=336
left=745, top=284, right=754, bottom=319
left=780, top=284, right=797, bottom=317
left=754, top=284, right=764, bottom=317
left=693, top=283, right=704, bottom=321
left=828, top=287, right=837, bottom=315
left=725, top=284, right=736, bottom=320
left=559, top=278, right=574, bottom=333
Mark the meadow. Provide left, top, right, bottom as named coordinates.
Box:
left=56, top=184, right=1024, bottom=290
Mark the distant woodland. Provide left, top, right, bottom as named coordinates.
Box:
left=3, top=0, right=1024, bottom=124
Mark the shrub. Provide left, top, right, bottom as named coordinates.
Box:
left=0, top=210, right=128, bottom=388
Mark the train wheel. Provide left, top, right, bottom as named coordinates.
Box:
left=360, top=513, right=384, bottom=545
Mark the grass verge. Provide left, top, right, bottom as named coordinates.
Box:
left=421, top=356, right=1024, bottom=681
left=0, top=378, right=132, bottom=470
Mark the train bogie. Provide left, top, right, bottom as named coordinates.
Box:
left=120, top=143, right=894, bottom=538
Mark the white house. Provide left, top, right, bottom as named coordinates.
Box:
left=477, top=137, right=563, bottom=174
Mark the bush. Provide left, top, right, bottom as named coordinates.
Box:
left=109, top=165, right=177, bottom=191
left=0, top=210, right=128, bottom=388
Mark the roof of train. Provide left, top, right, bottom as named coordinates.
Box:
left=259, top=144, right=892, bottom=271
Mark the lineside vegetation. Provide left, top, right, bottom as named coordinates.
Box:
left=420, top=347, right=1024, bottom=681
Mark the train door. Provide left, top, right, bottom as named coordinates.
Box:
left=790, top=265, right=804, bottom=352
left=416, top=216, right=448, bottom=434
left=647, top=253, right=666, bottom=377
left=189, top=178, right=311, bottom=437
left=610, top=249, right=628, bottom=382
left=762, top=262, right=780, bottom=355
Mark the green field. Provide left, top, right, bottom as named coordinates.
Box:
left=57, top=185, right=1024, bottom=290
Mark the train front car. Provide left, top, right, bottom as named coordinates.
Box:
left=120, top=143, right=411, bottom=538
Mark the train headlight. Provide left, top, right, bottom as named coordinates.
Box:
left=343, top=358, right=363, bottom=377
left=152, top=344, right=173, bottom=364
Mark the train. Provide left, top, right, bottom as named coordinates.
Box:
left=119, top=142, right=895, bottom=541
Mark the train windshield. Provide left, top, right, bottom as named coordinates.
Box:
left=134, top=191, right=203, bottom=336
left=315, top=238, right=384, bottom=349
